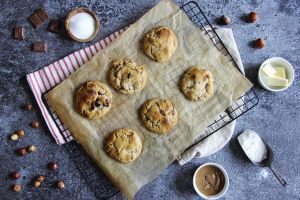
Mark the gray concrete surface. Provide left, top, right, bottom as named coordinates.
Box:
left=0, top=0, right=299, bottom=199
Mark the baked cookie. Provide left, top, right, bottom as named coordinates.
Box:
left=141, top=99, right=178, bottom=134
left=105, top=128, right=142, bottom=164
left=108, top=58, right=147, bottom=94
left=76, top=81, right=112, bottom=119
left=180, top=67, right=214, bottom=102
left=142, top=26, right=178, bottom=63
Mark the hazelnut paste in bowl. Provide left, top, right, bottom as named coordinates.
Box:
left=193, top=163, right=229, bottom=199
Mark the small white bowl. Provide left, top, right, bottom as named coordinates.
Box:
left=193, top=163, right=229, bottom=200
left=258, top=57, right=294, bottom=92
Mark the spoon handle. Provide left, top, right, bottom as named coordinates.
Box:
left=269, top=165, right=287, bottom=187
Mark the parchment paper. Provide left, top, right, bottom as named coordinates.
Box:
left=47, top=0, right=253, bottom=199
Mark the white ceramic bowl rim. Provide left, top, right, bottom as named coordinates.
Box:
left=258, top=57, right=294, bottom=92
left=193, top=162, right=229, bottom=200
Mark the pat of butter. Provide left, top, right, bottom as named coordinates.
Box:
left=267, top=76, right=288, bottom=87
left=261, top=64, right=276, bottom=77
left=273, top=66, right=286, bottom=79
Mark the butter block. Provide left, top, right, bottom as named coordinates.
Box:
left=267, top=76, right=288, bottom=87
left=273, top=66, right=286, bottom=79
left=261, top=63, right=276, bottom=77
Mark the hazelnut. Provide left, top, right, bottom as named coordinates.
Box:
left=31, top=121, right=40, bottom=128
left=254, top=38, right=265, bottom=48
left=27, top=145, right=37, bottom=153
left=10, top=171, right=21, bottom=180
left=36, top=175, right=45, bottom=182
left=10, top=134, right=19, bottom=141
left=247, top=12, right=258, bottom=23
left=12, top=184, right=21, bottom=192
left=219, top=15, right=231, bottom=25
left=48, top=162, right=59, bottom=171
left=24, top=103, right=33, bottom=111
left=33, top=180, right=41, bottom=188
left=16, top=130, right=25, bottom=137
left=16, top=148, right=27, bottom=156
left=57, top=180, right=65, bottom=189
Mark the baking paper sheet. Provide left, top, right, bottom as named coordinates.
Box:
left=47, top=0, right=253, bottom=199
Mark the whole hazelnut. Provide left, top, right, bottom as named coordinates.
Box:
left=16, top=148, right=27, bottom=156
left=31, top=121, right=40, bottom=128
left=219, top=15, right=231, bottom=25
left=10, top=171, right=21, bottom=180
left=24, top=103, right=33, bottom=111
left=36, top=175, right=45, bottom=182
left=16, top=130, right=25, bottom=137
left=254, top=38, right=265, bottom=48
left=57, top=180, right=65, bottom=189
left=33, top=180, right=41, bottom=188
left=12, top=184, right=21, bottom=192
left=49, top=162, right=59, bottom=171
left=27, top=145, right=37, bottom=153
left=10, top=134, right=19, bottom=141
left=247, top=12, right=258, bottom=23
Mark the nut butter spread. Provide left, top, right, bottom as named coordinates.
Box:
left=195, top=165, right=225, bottom=196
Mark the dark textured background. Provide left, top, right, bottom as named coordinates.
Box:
left=0, top=0, right=299, bottom=199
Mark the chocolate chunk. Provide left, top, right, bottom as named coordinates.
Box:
left=32, top=42, right=47, bottom=52
left=28, top=13, right=43, bottom=28
left=14, top=26, right=24, bottom=40
left=48, top=20, right=61, bottom=33
left=36, top=8, right=48, bottom=22
left=95, top=101, right=101, bottom=107
left=28, top=8, right=48, bottom=28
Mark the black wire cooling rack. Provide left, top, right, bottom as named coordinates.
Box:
left=181, top=1, right=259, bottom=149
left=43, top=1, right=259, bottom=199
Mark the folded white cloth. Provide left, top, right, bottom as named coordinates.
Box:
left=177, top=28, right=245, bottom=165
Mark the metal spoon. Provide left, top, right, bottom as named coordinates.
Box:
left=240, top=138, right=287, bottom=187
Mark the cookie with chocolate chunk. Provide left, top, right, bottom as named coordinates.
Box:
left=76, top=81, right=112, bottom=119
left=105, top=128, right=142, bottom=164
left=108, top=58, right=147, bottom=94
left=180, top=67, right=214, bottom=102
left=142, top=26, right=178, bottom=63
left=141, top=99, right=178, bottom=135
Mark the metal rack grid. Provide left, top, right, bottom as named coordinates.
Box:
left=181, top=1, right=259, bottom=149
left=43, top=1, right=259, bottom=199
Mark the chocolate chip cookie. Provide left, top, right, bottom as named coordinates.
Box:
left=108, top=58, right=147, bottom=94
left=105, top=128, right=142, bottom=164
left=141, top=99, right=178, bottom=135
left=76, top=81, right=112, bottom=119
left=180, top=67, right=214, bottom=102
left=142, top=26, right=178, bottom=63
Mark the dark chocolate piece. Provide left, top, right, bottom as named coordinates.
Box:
left=14, top=26, right=24, bottom=40
left=48, top=20, right=61, bottom=33
left=28, top=7, right=48, bottom=28
left=28, top=13, right=43, bottom=28
left=36, top=8, right=48, bottom=22
left=32, top=42, right=47, bottom=52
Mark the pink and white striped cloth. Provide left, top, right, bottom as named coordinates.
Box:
left=26, top=28, right=126, bottom=145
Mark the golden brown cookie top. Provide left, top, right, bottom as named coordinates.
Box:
left=180, top=67, right=214, bottom=102
left=108, top=58, right=147, bottom=94
left=76, top=81, right=112, bottom=119
left=141, top=98, right=178, bottom=135
left=142, top=26, right=178, bottom=63
left=105, top=128, right=142, bottom=164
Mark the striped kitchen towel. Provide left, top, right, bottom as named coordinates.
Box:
left=26, top=28, right=126, bottom=145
